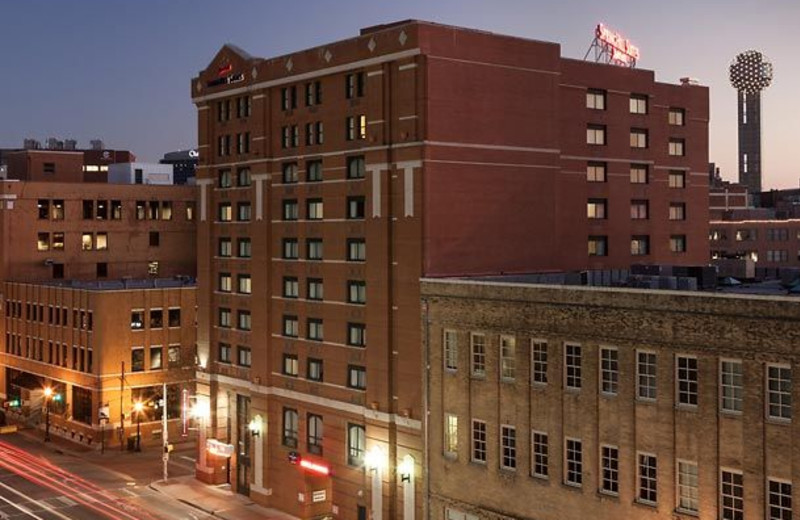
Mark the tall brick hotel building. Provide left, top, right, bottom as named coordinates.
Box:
left=191, top=20, right=708, bottom=519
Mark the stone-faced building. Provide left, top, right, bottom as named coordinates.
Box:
left=422, top=278, right=800, bottom=520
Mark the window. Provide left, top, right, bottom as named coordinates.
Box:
left=601, top=445, right=619, bottom=494
left=218, top=273, right=232, bottom=292
left=444, top=414, right=458, bottom=456
left=52, top=200, right=65, bottom=220
left=237, top=168, right=251, bottom=187
left=472, top=420, right=487, bottom=463
left=588, top=236, right=608, bottom=257
left=565, top=438, right=582, bottom=486
left=237, top=96, right=251, bottom=118
left=83, top=200, right=94, bottom=220
left=307, top=238, right=323, bottom=260
left=347, top=156, right=365, bottom=179
left=347, top=424, right=365, bottom=466
left=38, top=200, right=50, bottom=220
left=283, top=277, right=299, bottom=298
left=96, top=200, right=108, bottom=220
left=282, top=408, right=298, bottom=447
left=168, top=345, right=181, bottom=366
left=587, top=199, right=607, bottom=219
left=721, top=470, right=744, bottom=520
left=671, top=235, right=687, bottom=253
left=345, top=115, right=367, bottom=141
left=443, top=330, right=458, bottom=371
left=347, top=280, right=366, bottom=304
left=307, top=414, right=323, bottom=455
left=587, top=124, right=606, bottom=145
left=630, top=94, right=648, bottom=114
left=307, top=358, right=323, bottom=382
left=586, top=89, right=606, bottom=110
left=217, top=135, right=231, bottom=156
left=237, top=238, right=251, bottom=258
left=677, top=461, right=699, bottom=514
left=110, top=200, right=121, bottom=220
left=236, top=132, right=250, bottom=155
left=94, top=232, right=108, bottom=251
left=669, top=171, right=686, bottom=188
left=150, top=346, right=163, bottom=370
left=638, top=453, right=658, bottom=504
left=345, top=72, right=365, bottom=99
left=630, top=199, right=649, bottom=220
left=282, top=238, right=299, bottom=259
left=307, top=199, right=324, bottom=220
left=348, top=323, right=367, bottom=347
left=218, top=308, right=231, bottom=328
left=281, top=86, right=297, bottom=111
left=237, top=274, right=251, bottom=294
left=347, top=239, right=366, bottom=261
left=217, top=99, right=231, bottom=121
left=768, top=479, right=792, bottom=520
left=131, top=348, right=145, bottom=372
left=307, top=318, right=323, bottom=341
left=96, top=262, right=107, bottom=277
left=149, top=231, right=160, bottom=247
left=630, top=128, right=648, bottom=148
left=500, top=335, right=516, bottom=380
left=669, top=202, right=686, bottom=220
left=131, top=311, right=144, bottom=330
left=218, top=203, right=232, bottom=222
left=237, top=202, right=251, bottom=222
left=168, top=309, right=181, bottom=328
left=304, top=278, right=323, bottom=301
left=586, top=162, right=606, bottom=182
left=600, top=347, right=619, bottom=395
left=530, top=340, right=548, bottom=385
left=306, top=160, right=323, bottom=182
left=136, top=201, right=146, bottom=220
left=631, top=235, right=650, bottom=256
left=81, top=232, right=93, bottom=251
left=347, top=196, right=365, bottom=219
left=305, top=80, right=322, bottom=106
left=471, top=333, right=486, bottom=377
left=721, top=360, right=744, bottom=413
left=282, top=162, right=299, bottom=183
left=148, top=309, right=163, bottom=329
left=348, top=365, right=366, bottom=390
left=637, top=351, right=657, bottom=400
left=37, top=232, right=50, bottom=251
left=282, top=354, right=299, bottom=377
left=218, top=238, right=232, bottom=257
left=565, top=344, right=582, bottom=390
left=500, top=425, right=516, bottom=470
left=237, top=311, right=251, bottom=331
left=675, top=356, right=697, bottom=406
left=669, top=108, right=685, bottom=126
left=630, top=164, right=649, bottom=184
left=531, top=431, right=548, bottom=478
left=767, top=364, right=792, bottom=420
left=669, top=138, right=686, bottom=156
left=282, top=199, right=299, bottom=221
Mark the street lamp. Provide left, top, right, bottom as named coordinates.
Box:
left=133, top=400, right=144, bottom=452
left=43, top=387, right=53, bottom=442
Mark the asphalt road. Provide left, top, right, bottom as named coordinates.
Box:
left=0, top=434, right=211, bottom=520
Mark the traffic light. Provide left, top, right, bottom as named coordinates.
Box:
left=6, top=399, right=20, bottom=408
left=52, top=393, right=62, bottom=403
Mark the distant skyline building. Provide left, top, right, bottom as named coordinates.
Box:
left=729, top=50, right=774, bottom=195
left=160, top=149, right=198, bottom=185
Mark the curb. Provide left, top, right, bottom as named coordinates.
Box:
left=148, top=481, right=220, bottom=517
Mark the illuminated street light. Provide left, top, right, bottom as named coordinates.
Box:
left=43, top=386, right=53, bottom=442
left=133, top=400, right=144, bottom=452
left=248, top=415, right=262, bottom=437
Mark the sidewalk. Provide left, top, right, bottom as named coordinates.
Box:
left=150, top=476, right=300, bottom=520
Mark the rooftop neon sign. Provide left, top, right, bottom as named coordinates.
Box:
left=595, top=24, right=640, bottom=65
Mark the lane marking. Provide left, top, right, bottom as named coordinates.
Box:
left=0, top=481, right=73, bottom=520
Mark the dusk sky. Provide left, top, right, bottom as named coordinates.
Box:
left=1, top=0, right=797, bottom=187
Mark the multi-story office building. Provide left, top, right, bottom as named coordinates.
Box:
left=0, top=178, right=198, bottom=446
left=191, top=19, right=708, bottom=519
left=2, top=147, right=136, bottom=184
left=161, top=149, right=199, bottom=185
left=422, top=277, right=800, bottom=520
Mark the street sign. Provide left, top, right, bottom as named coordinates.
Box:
left=98, top=406, right=110, bottom=421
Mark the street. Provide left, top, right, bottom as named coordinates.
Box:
left=0, top=433, right=211, bottom=520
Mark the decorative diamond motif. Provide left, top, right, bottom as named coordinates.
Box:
left=251, top=66, right=258, bottom=79
left=285, top=58, right=293, bottom=72
left=398, top=31, right=407, bottom=46
left=367, top=38, right=376, bottom=53
left=195, top=81, right=202, bottom=93
left=323, top=49, right=333, bottom=63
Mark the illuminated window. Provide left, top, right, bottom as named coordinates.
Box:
left=601, top=445, right=619, bottom=494
left=587, top=199, right=607, bottom=219
left=347, top=424, right=365, bottom=466
left=630, top=128, right=648, bottom=148
left=587, top=124, right=606, bottom=145
left=237, top=274, right=251, bottom=294
left=346, top=115, right=367, bottom=141
left=81, top=232, right=93, bottom=251
left=588, top=236, right=608, bottom=256
left=37, top=232, right=50, bottom=251
left=630, top=199, right=649, bottom=220
left=131, top=310, right=144, bottom=330
left=444, top=330, right=458, bottom=371
left=52, top=200, right=65, bottom=220
left=586, top=89, right=606, bottom=110
left=218, top=203, right=232, bottom=222
left=631, top=235, right=650, bottom=256
left=150, top=346, right=163, bottom=370
left=630, top=94, right=648, bottom=114
left=500, top=425, right=516, bottom=470
left=500, top=335, right=516, bottom=381
left=218, top=273, right=232, bottom=293
left=600, top=347, right=619, bottom=395
left=669, top=108, right=685, bottom=126
left=282, top=354, right=299, bottom=377
left=669, top=138, right=686, bottom=156
left=669, top=203, right=686, bottom=220
left=95, top=232, right=108, bottom=251
left=638, top=453, right=658, bottom=504
left=677, top=461, right=699, bottom=514
left=637, top=350, right=657, bottom=400
left=671, top=235, right=687, bottom=253
left=630, top=164, right=649, bottom=184
left=531, top=431, right=548, bottom=478
left=52, top=232, right=64, bottom=251
left=444, top=414, right=458, bottom=456
left=669, top=171, right=686, bottom=188
left=307, top=199, right=324, bottom=220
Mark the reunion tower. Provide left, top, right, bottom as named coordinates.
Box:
left=729, top=50, right=774, bottom=195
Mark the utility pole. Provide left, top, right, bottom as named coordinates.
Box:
left=162, top=382, right=169, bottom=482
left=120, top=361, right=125, bottom=452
